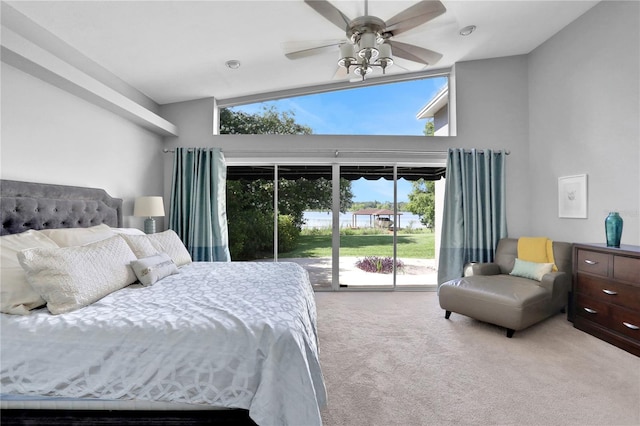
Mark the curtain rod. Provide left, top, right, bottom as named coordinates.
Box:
left=162, top=148, right=510, bottom=156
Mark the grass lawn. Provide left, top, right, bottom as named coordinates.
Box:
left=279, top=230, right=435, bottom=259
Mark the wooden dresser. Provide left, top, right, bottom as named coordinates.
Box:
left=573, top=243, right=640, bottom=356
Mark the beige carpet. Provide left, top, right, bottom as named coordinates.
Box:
left=315, top=291, right=640, bottom=426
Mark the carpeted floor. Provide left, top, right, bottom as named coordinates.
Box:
left=315, top=291, right=640, bottom=426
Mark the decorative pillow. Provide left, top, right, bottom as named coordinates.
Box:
left=120, top=234, right=161, bottom=258
left=110, top=227, right=146, bottom=236
left=40, top=224, right=114, bottom=247
left=509, top=258, right=554, bottom=282
left=148, top=230, right=192, bottom=267
left=130, top=253, right=179, bottom=286
left=17, top=235, right=137, bottom=314
left=121, top=230, right=192, bottom=267
left=0, top=230, right=59, bottom=315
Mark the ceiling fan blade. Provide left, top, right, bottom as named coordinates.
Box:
left=389, top=41, right=443, bottom=65
left=304, top=0, right=351, bottom=32
left=385, top=1, right=446, bottom=36
left=283, top=40, right=343, bottom=60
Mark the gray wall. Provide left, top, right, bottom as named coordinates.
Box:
left=528, top=1, right=639, bottom=245
left=161, top=55, right=532, bottom=236
left=434, top=104, right=448, bottom=134
left=1, top=63, right=165, bottom=229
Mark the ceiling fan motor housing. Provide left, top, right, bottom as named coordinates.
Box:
left=348, top=16, right=387, bottom=46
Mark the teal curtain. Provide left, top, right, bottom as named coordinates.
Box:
left=437, top=149, right=507, bottom=285
left=169, top=147, right=231, bottom=262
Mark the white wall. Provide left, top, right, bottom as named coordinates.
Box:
left=1, top=63, right=165, bottom=229
left=528, top=1, right=640, bottom=245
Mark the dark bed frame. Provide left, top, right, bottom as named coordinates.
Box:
left=0, top=180, right=256, bottom=426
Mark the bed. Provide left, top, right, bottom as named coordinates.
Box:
left=0, top=179, right=327, bottom=426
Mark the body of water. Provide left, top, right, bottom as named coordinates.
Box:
left=302, top=211, right=425, bottom=229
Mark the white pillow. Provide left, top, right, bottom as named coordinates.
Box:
left=148, top=230, right=192, bottom=267
left=120, top=234, right=161, bottom=258
left=17, top=235, right=137, bottom=314
left=121, top=230, right=192, bottom=267
left=110, top=227, right=146, bottom=236
left=0, top=230, right=59, bottom=315
left=40, top=224, right=114, bottom=247
left=130, top=253, right=179, bottom=286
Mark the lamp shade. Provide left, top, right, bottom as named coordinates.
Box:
left=134, top=196, right=165, bottom=218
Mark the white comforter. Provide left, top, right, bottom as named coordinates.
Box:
left=1, top=261, right=327, bottom=426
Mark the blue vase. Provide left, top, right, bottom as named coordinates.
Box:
left=605, top=212, right=623, bottom=248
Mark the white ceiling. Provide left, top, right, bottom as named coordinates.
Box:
left=8, top=0, right=599, bottom=105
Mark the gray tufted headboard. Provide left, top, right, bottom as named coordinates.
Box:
left=0, top=180, right=123, bottom=236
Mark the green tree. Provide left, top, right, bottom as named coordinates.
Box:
left=406, top=179, right=435, bottom=229
left=423, top=119, right=435, bottom=136
left=220, top=106, right=312, bottom=135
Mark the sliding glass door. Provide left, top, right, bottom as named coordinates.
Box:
left=277, top=165, right=333, bottom=290
left=338, top=166, right=395, bottom=289
left=227, top=163, right=441, bottom=290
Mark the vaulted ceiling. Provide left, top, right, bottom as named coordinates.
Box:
left=6, top=1, right=598, bottom=105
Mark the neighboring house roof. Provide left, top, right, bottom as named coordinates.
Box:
left=416, top=85, right=449, bottom=120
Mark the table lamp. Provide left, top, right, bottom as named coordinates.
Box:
left=134, top=196, right=165, bottom=234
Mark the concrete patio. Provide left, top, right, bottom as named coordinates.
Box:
left=279, top=256, right=438, bottom=288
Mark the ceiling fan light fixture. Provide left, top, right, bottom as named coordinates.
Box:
left=357, top=32, right=379, bottom=59
left=338, top=43, right=356, bottom=68
left=378, top=42, right=392, bottom=61
left=354, top=65, right=372, bottom=77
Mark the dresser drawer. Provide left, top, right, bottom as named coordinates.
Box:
left=610, top=307, right=640, bottom=340
left=614, top=255, right=640, bottom=283
left=576, top=294, right=640, bottom=341
left=576, top=250, right=610, bottom=277
left=575, top=274, right=640, bottom=311
left=576, top=294, right=610, bottom=327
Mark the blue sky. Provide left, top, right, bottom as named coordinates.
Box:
left=232, top=76, right=446, bottom=202
left=232, top=76, right=447, bottom=136
left=351, top=178, right=412, bottom=203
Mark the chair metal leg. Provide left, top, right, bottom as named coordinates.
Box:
left=445, top=310, right=451, bottom=319
left=506, top=328, right=515, bottom=338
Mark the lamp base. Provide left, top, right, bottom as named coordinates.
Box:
left=144, top=217, right=156, bottom=234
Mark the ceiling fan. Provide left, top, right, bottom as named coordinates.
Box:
left=285, top=0, right=446, bottom=80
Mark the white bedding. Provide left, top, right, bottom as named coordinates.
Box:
left=1, top=261, right=326, bottom=426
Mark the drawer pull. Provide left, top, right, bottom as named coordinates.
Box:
left=623, top=322, right=639, bottom=330
left=583, top=307, right=598, bottom=314
left=602, top=289, right=618, bottom=295
left=584, top=259, right=598, bottom=265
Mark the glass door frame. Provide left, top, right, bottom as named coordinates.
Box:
left=226, top=159, right=444, bottom=292
left=330, top=163, right=402, bottom=291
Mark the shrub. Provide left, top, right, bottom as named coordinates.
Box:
left=278, top=214, right=300, bottom=253
left=355, top=256, right=405, bottom=274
